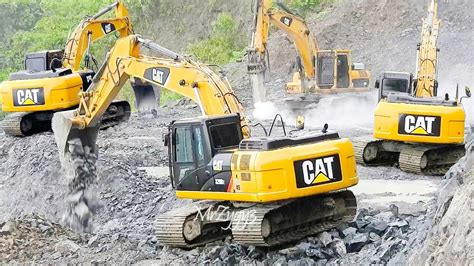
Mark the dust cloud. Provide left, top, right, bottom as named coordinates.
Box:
left=252, top=92, right=378, bottom=131
left=438, top=70, right=474, bottom=124
left=302, top=92, right=378, bottom=130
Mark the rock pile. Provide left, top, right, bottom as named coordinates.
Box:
left=0, top=214, right=83, bottom=263
left=142, top=204, right=427, bottom=265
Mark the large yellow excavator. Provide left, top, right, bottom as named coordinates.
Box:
left=52, top=35, right=359, bottom=247
left=0, top=0, right=134, bottom=136
left=247, top=0, right=371, bottom=106
left=353, top=0, right=471, bottom=175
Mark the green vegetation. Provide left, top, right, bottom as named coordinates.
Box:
left=160, top=90, right=183, bottom=106
left=285, top=0, right=333, bottom=17
left=0, top=0, right=152, bottom=111
left=188, top=13, right=246, bottom=65
left=0, top=0, right=151, bottom=77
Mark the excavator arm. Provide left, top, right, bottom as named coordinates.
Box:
left=62, top=0, right=133, bottom=71
left=53, top=35, right=248, bottom=158
left=414, top=0, right=440, bottom=98
left=267, top=4, right=319, bottom=78
left=248, top=0, right=319, bottom=101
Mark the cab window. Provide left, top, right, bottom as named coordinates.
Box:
left=210, top=123, right=241, bottom=149
left=382, top=78, right=409, bottom=95
left=175, top=127, right=194, bottom=163
left=193, top=127, right=208, bottom=167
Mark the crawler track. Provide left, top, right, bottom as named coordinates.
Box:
left=156, top=201, right=231, bottom=248
left=352, top=136, right=465, bottom=176
left=399, top=145, right=465, bottom=176
left=231, top=190, right=356, bottom=247
left=1, top=112, right=53, bottom=137
left=1, top=101, right=131, bottom=137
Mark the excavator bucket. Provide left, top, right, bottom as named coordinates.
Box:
left=52, top=110, right=100, bottom=166
left=131, top=78, right=160, bottom=113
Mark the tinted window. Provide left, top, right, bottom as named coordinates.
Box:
left=210, top=123, right=241, bottom=149
left=175, top=127, right=194, bottom=163
left=193, top=127, right=208, bottom=167
left=382, top=78, right=409, bottom=95
left=25, top=58, right=46, bottom=72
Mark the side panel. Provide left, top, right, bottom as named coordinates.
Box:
left=350, top=70, right=370, bottom=88
left=0, top=74, right=83, bottom=112
left=373, top=101, right=465, bottom=144
left=176, top=138, right=358, bottom=202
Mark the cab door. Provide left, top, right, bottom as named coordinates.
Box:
left=171, top=125, right=212, bottom=191
left=336, top=54, right=350, bottom=88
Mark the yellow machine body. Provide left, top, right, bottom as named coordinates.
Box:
left=373, top=100, right=465, bottom=145
left=176, top=138, right=358, bottom=202
left=0, top=74, right=83, bottom=112
left=287, top=50, right=371, bottom=94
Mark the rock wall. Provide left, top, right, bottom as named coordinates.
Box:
left=410, top=131, right=474, bottom=264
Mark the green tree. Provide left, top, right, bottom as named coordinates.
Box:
left=188, top=13, right=246, bottom=65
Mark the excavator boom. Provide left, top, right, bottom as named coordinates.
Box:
left=248, top=0, right=319, bottom=101
left=414, top=0, right=440, bottom=97
left=62, top=0, right=133, bottom=71
left=53, top=35, right=248, bottom=159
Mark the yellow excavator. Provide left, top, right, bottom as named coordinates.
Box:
left=0, top=0, right=135, bottom=136
left=353, top=0, right=471, bottom=175
left=52, top=35, right=359, bottom=247
left=247, top=0, right=371, bottom=107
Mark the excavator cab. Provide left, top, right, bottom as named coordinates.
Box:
left=166, top=114, right=243, bottom=192
left=316, top=50, right=370, bottom=90
left=375, top=71, right=413, bottom=101
left=24, top=50, right=64, bottom=72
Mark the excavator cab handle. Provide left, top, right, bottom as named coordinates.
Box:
left=460, top=86, right=471, bottom=103
left=296, top=116, right=305, bottom=130
left=322, top=123, right=329, bottom=134
left=163, top=133, right=170, bottom=147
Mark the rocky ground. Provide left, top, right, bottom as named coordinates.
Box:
left=1, top=0, right=474, bottom=264
left=1, top=103, right=472, bottom=264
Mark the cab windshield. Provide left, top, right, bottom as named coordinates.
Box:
left=381, top=78, right=410, bottom=98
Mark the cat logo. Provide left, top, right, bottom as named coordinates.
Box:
left=213, top=160, right=223, bottom=171
left=144, top=67, right=170, bottom=86
left=398, top=114, right=441, bottom=136
left=294, top=155, right=342, bottom=188
left=280, top=16, right=293, bottom=27
left=152, top=69, right=165, bottom=84
left=101, top=23, right=116, bottom=34
left=13, top=88, right=45, bottom=106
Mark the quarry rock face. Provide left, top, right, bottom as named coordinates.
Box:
left=409, top=136, right=474, bottom=265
